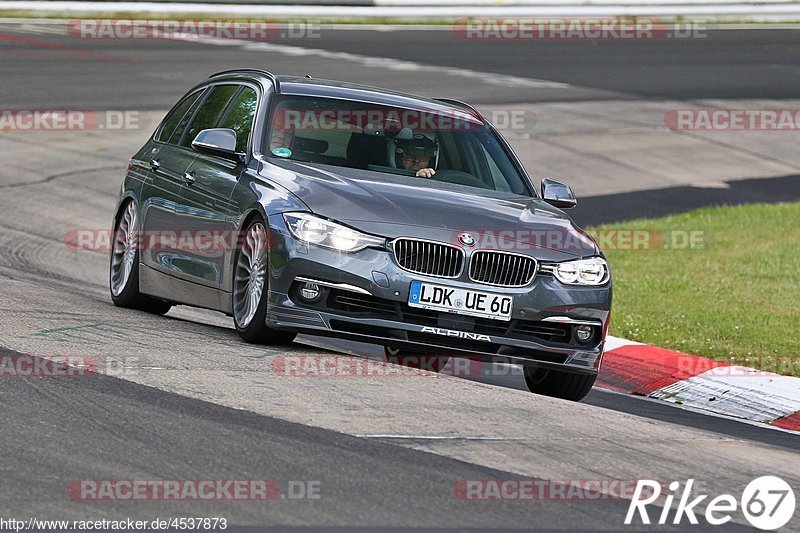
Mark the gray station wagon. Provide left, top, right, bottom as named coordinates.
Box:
left=110, top=69, right=612, bottom=401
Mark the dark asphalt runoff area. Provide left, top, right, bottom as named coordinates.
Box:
left=283, top=28, right=800, bottom=101
left=572, top=174, right=800, bottom=226
left=1, top=23, right=798, bottom=530
left=2, top=27, right=800, bottom=108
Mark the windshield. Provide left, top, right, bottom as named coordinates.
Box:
left=265, top=95, right=532, bottom=196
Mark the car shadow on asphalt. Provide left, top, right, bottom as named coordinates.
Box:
left=572, top=174, right=800, bottom=226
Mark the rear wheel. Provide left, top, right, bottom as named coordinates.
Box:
left=523, top=366, right=596, bottom=401
left=384, top=345, right=449, bottom=373
left=109, top=200, right=171, bottom=315
left=232, top=217, right=296, bottom=345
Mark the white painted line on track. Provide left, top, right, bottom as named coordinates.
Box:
left=355, top=435, right=524, bottom=440
left=193, top=37, right=575, bottom=90
left=0, top=20, right=580, bottom=90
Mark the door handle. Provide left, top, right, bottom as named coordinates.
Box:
left=183, top=171, right=196, bottom=185
left=150, top=159, right=160, bottom=171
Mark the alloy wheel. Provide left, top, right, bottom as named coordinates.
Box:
left=233, top=222, right=268, bottom=328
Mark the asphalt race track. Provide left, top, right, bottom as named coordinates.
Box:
left=3, top=26, right=800, bottom=108
left=1, top=22, right=798, bottom=530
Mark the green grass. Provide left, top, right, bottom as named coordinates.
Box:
left=591, top=202, right=800, bottom=376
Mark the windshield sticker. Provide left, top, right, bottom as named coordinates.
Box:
left=272, top=147, right=292, bottom=158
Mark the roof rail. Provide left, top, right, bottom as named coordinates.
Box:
left=433, top=98, right=483, bottom=121
left=209, top=69, right=280, bottom=93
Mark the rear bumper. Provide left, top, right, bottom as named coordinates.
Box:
left=265, top=214, right=611, bottom=374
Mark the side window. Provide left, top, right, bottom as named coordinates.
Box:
left=156, top=90, right=202, bottom=143
left=217, top=87, right=258, bottom=153
left=180, top=85, right=239, bottom=148
left=168, top=88, right=207, bottom=146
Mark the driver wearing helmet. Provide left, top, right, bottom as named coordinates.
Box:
left=395, top=133, right=438, bottom=178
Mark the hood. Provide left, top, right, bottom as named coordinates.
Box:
left=260, top=159, right=597, bottom=259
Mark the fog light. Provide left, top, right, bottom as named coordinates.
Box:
left=300, top=282, right=321, bottom=301
left=575, top=325, right=594, bottom=344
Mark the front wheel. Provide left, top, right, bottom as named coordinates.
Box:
left=523, top=366, right=596, bottom=401
left=232, top=217, right=296, bottom=345
left=109, top=200, right=171, bottom=315
left=384, top=346, right=449, bottom=373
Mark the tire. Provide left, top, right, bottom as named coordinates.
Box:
left=384, top=345, right=449, bottom=373
left=232, top=216, right=296, bottom=345
left=109, top=200, right=172, bottom=315
left=523, top=366, right=596, bottom=401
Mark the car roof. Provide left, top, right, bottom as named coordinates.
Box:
left=208, top=69, right=484, bottom=125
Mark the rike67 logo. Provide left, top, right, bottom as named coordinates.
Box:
left=626, top=477, right=795, bottom=530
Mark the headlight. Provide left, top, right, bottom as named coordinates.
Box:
left=283, top=212, right=385, bottom=252
left=552, top=257, right=609, bottom=286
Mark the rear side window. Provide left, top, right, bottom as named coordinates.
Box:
left=168, top=89, right=207, bottom=146
left=156, top=90, right=202, bottom=143
left=217, top=87, right=258, bottom=153
left=180, top=85, right=239, bottom=148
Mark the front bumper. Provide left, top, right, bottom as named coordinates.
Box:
left=265, top=215, right=612, bottom=374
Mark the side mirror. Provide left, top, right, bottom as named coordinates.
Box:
left=541, top=177, right=577, bottom=209
left=191, top=128, right=243, bottom=163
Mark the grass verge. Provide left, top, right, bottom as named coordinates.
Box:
left=591, top=202, right=800, bottom=376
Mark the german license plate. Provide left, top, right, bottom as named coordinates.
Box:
left=408, top=281, right=512, bottom=321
